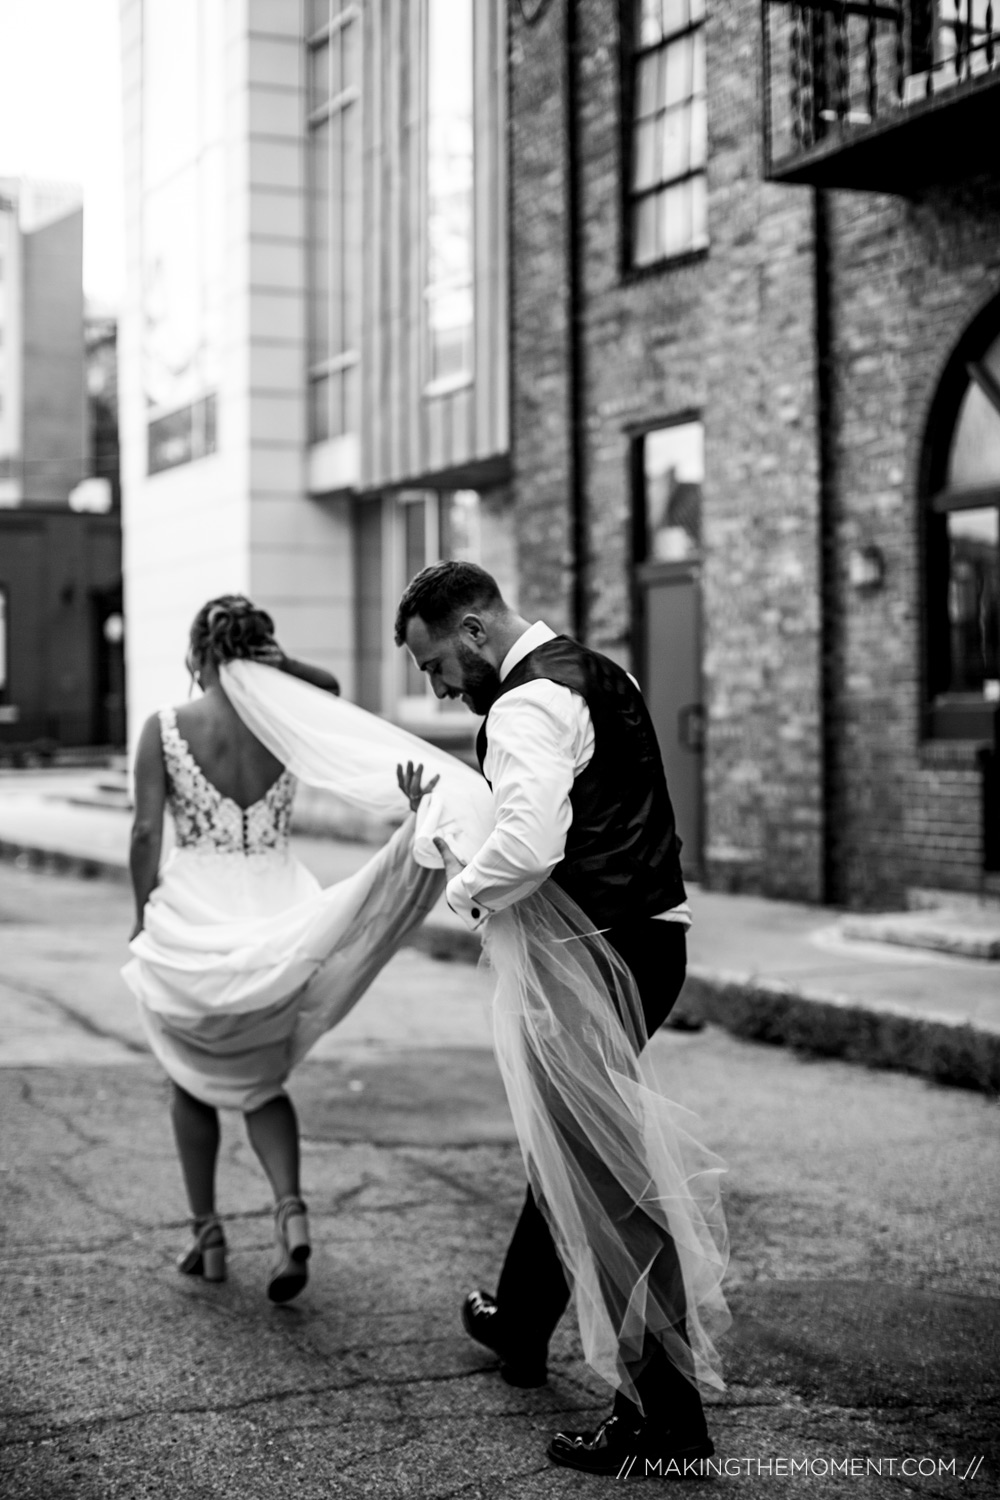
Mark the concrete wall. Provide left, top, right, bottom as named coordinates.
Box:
left=22, top=208, right=87, bottom=506
left=0, top=201, right=24, bottom=505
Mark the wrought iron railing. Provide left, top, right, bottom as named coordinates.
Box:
left=763, top=0, right=1000, bottom=176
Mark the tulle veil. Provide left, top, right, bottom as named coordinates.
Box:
left=223, top=661, right=730, bottom=1409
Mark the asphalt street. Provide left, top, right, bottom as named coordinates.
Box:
left=0, top=862, right=997, bottom=1498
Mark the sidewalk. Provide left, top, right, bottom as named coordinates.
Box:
left=0, top=772, right=997, bottom=1092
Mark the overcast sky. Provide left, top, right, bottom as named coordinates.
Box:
left=0, top=0, right=123, bottom=308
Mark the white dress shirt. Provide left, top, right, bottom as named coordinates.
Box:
left=445, top=622, right=692, bottom=933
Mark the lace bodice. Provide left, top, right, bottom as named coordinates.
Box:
left=159, top=708, right=296, bottom=855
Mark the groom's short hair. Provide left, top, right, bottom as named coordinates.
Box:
left=394, top=560, right=503, bottom=645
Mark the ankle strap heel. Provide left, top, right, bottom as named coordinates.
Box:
left=267, top=1196, right=311, bottom=1304
left=177, top=1215, right=227, bottom=1282
left=276, top=1195, right=310, bottom=1262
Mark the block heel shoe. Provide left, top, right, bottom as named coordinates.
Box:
left=177, top=1215, right=227, bottom=1282
left=267, top=1195, right=310, bottom=1304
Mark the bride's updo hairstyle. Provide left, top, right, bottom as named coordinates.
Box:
left=187, top=594, right=276, bottom=678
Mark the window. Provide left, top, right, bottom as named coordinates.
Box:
left=307, top=3, right=361, bottom=443
left=395, top=489, right=483, bottom=717
left=627, top=0, right=708, bottom=269
left=141, top=0, right=224, bottom=473
left=425, top=0, right=475, bottom=391
left=0, top=586, right=7, bottom=695
left=925, top=321, right=1000, bottom=738
left=638, top=420, right=703, bottom=563
left=148, top=395, right=217, bottom=476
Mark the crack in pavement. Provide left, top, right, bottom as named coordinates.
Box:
left=397, top=1153, right=507, bottom=1207
left=17, top=1078, right=108, bottom=1148
left=1, top=976, right=148, bottom=1056
left=44, top=1161, right=147, bottom=1234
left=1, top=1367, right=565, bottom=1451
left=0, top=1380, right=368, bottom=1448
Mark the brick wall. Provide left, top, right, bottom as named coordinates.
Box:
left=509, top=0, right=826, bottom=901
left=506, top=0, right=1000, bottom=908
left=508, top=1, right=574, bottom=633
left=699, top=0, right=824, bottom=901
left=825, top=178, right=1000, bottom=904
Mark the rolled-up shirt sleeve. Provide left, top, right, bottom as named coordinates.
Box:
left=446, top=683, right=583, bottom=930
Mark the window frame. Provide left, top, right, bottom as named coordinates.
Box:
left=387, top=487, right=489, bottom=729
left=620, top=0, right=710, bottom=279
left=920, top=301, right=1000, bottom=743
left=630, top=411, right=705, bottom=570
left=422, top=0, right=476, bottom=398
left=306, top=2, right=362, bottom=446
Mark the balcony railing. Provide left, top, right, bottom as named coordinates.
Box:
left=763, top=1, right=1000, bottom=190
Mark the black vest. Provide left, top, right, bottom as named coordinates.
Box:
left=476, top=636, right=686, bottom=927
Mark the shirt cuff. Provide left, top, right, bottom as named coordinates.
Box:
left=445, top=869, right=492, bottom=932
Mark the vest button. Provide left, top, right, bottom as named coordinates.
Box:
left=471, top=907, right=481, bottom=920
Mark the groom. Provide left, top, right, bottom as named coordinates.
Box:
left=395, top=560, right=714, bottom=1476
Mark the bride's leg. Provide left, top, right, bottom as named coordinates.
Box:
left=243, top=1093, right=300, bottom=1201
left=170, top=1082, right=220, bottom=1218
left=245, top=1094, right=310, bottom=1303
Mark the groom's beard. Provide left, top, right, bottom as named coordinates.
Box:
left=454, top=644, right=501, bottom=716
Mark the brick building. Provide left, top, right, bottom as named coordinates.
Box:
left=114, top=1, right=997, bottom=907
left=506, top=0, right=1000, bottom=908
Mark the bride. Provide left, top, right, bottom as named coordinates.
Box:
left=123, top=595, right=468, bottom=1301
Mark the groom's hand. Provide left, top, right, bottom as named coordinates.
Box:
left=432, top=836, right=466, bottom=884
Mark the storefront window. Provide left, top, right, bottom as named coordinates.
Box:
left=926, top=321, right=1000, bottom=736
left=944, top=508, right=999, bottom=696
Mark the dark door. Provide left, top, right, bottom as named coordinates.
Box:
left=91, top=586, right=126, bottom=747
left=637, top=562, right=704, bottom=879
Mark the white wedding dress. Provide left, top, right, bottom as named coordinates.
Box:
left=122, top=688, right=487, bottom=1113
left=123, top=662, right=729, bottom=1410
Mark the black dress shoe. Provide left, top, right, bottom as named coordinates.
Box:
left=460, top=1288, right=548, bottom=1388
left=547, top=1412, right=715, bottom=1479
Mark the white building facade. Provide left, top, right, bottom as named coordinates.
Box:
left=119, top=0, right=510, bottom=744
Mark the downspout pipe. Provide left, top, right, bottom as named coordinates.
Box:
left=813, top=185, right=837, bottom=906
left=566, top=0, right=587, bottom=641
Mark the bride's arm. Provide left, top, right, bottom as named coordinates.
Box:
left=251, top=642, right=340, bottom=696
left=129, top=714, right=166, bottom=940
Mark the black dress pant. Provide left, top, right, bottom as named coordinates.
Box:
left=493, top=916, right=706, bottom=1433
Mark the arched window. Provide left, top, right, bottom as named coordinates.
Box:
left=924, top=303, right=1000, bottom=740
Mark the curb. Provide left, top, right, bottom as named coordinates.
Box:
left=2, top=836, right=996, bottom=1095
left=0, top=838, right=130, bottom=884
left=683, top=967, right=1000, bottom=1094
left=408, top=930, right=1000, bottom=1094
